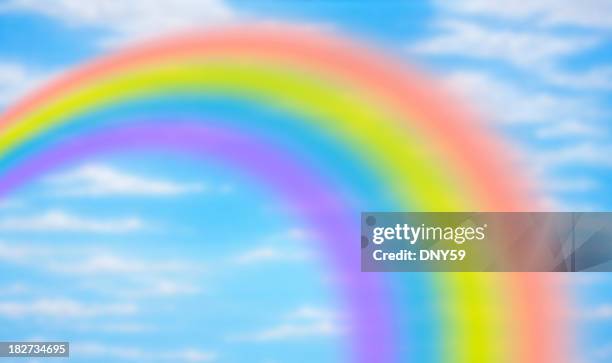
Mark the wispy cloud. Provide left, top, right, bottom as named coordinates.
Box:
left=142, top=279, right=201, bottom=296
left=46, top=164, right=205, bottom=197
left=48, top=254, right=199, bottom=275
left=287, top=305, right=339, bottom=321
left=233, top=245, right=311, bottom=265
left=561, top=273, right=611, bottom=286
left=0, top=241, right=52, bottom=261
left=234, top=321, right=342, bottom=342
left=540, top=66, right=612, bottom=91
left=78, top=278, right=204, bottom=300
left=413, top=0, right=612, bottom=214
left=0, top=0, right=237, bottom=48
left=229, top=305, right=345, bottom=342
left=578, top=304, right=612, bottom=320
left=544, top=177, right=599, bottom=193
left=536, top=143, right=612, bottom=169
left=442, top=71, right=593, bottom=124
left=596, top=342, right=612, bottom=360
left=0, top=61, right=50, bottom=106
left=0, top=241, right=205, bottom=300
left=0, top=298, right=137, bottom=318
left=434, top=0, right=612, bottom=30
left=56, top=258, right=205, bottom=299
left=0, top=283, right=30, bottom=296
left=263, top=228, right=310, bottom=242
left=0, top=198, right=25, bottom=209
left=73, top=342, right=217, bottom=362
left=418, top=1, right=612, bottom=92
left=410, top=19, right=597, bottom=68
left=535, top=120, right=604, bottom=140
left=0, top=209, right=144, bottom=232
left=74, top=322, right=155, bottom=334
left=232, top=228, right=314, bottom=265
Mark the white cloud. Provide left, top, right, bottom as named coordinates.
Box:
left=442, top=71, right=592, bottom=124
left=287, top=305, right=339, bottom=322
left=0, top=298, right=137, bottom=318
left=440, top=74, right=607, bottom=202
left=1, top=0, right=237, bottom=48
left=0, top=62, right=50, bottom=106
left=229, top=305, right=345, bottom=342
left=544, top=177, right=599, bottom=193
left=413, top=4, right=611, bottom=93
left=265, top=227, right=310, bottom=242
left=232, top=228, right=314, bottom=265
left=0, top=283, right=30, bottom=295
left=235, top=321, right=342, bottom=342
left=46, top=164, right=205, bottom=197
left=578, top=304, right=612, bottom=320
left=596, top=342, right=612, bottom=359
left=0, top=242, right=198, bottom=275
left=0, top=198, right=25, bottom=209
left=0, top=241, right=205, bottom=300
left=534, top=195, right=600, bottom=212
left=412, top=2, right=611, bottom=211
left=73, top=342, right=217, bottom=362
left=0, top=241, right=53, bottom=261
left=147, top=279, right=201, bottom=296
left=77, top=278, right=203, bottom=299
left=540, top=66, right=612, bottom=91
left=410, top=19, right=597, bottom=68
left=536, top=120, right=604, bottom=139
left=76, top=322, right=154, bottom=334
left=49, top=254, right=198, bottom=275
left=0, top=210, right=144, bottom=232
left=233, top=246, right=310, bottom=265
left=560, top=273, right=611, bottom=286
left=536, top=143, right=612, bottom=169
left=435, top=0, right=612, bottom=29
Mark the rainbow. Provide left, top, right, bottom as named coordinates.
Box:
left=0, top=25, right=568, bottom=362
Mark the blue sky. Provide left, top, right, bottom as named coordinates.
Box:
left=0, top=1, right=611, bottom=362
